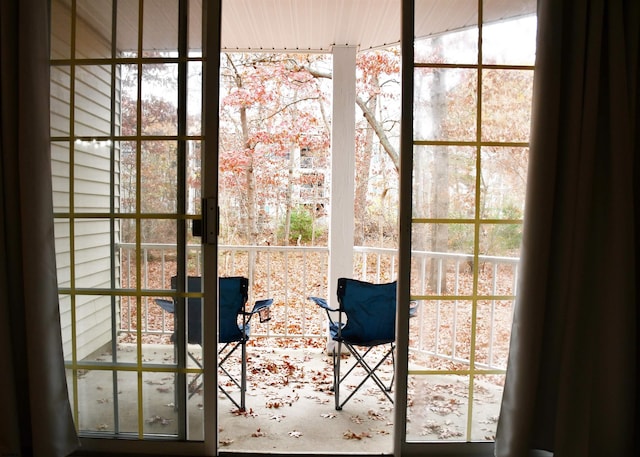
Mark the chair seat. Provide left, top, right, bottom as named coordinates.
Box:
left=341, top=335, right=395, bottom=347
left=329, top=321, right=394, bottom=346
left=219, top=323, right=250, bottom=344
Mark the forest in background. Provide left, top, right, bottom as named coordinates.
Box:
left=118, top=23, right=533, bottom=261
left=117, top=20, right=535, bottom=369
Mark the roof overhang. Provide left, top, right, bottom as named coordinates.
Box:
left=221, top=0, right=536, bottom=53
left=72, top=0, right=536, bottom=54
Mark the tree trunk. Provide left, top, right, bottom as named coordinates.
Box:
left=283, top=144, right=295, bottom=246
left=240, top=105, right=258, bottom=246
left=427, top=42, right=449, bottom=293
left=429, top=145, right=449, bottom=292
left=354, top=78, right=378, bottom=246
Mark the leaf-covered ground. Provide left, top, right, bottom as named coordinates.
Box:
left=74, top=343, right=503, bottom=451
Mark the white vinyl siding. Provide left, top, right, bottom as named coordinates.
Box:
left=52, top=1, right=119, bottom=361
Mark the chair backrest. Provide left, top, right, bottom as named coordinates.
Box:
left=169, top=276, right=249, bottom=344
left=218, top=276, right=249, bottom=343
left=170, top=276, right=204, bottom=344
left=337, top=277, right=397, bottom=346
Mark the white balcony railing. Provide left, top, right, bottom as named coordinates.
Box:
left=118, top=243, right=519, bottom=371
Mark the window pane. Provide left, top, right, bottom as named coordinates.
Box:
left=142, top=371, right=180, bottom=436
left=187, top=63, right=202, bottom=136
left=51, top=66, right=71, bottom=136
left=52, top=142, right=70, bottom=212
left=479, top=146, right=529, bottom=220
left=479, top=222, right=523, bottom=258
left=117, top=0, right=139, bottom=57
left=187, top=140, right=202, bottom=215
left=51, top=0, right=71, bottom=59
left=140, top=143, right=178, bottom=213
left=74, top=140, right=113, bottom=213
left=71, top=294, right=117, bottom=361
left=410, top=300, right=473, bottom=368
left=415, top=0, right=478, bottom=65
left=59, top=294, right=72, bottom=359
left=411, top=223, right=476, bottom=297
left=406, top=374, right=469, bottom=442
left=120, top=64, right=139, bottom=136
left=188, top=0, right=202, bottom=56
left=414, top=68, right=477, bottom=142
left=413, top=145, right=477, bottom=220
left=481, top=69, right=533, bottom=143
left=74, top=219, right=114, bottom=288
left=75, top=369, right=117, bottom=433
left=117, top=371, right=140, bottom=434
left=141, top=64, right=178, bottom=136
left=415, top=28, right=478, bottom=66
left=143, top=0, right=179, bottom=57
left=475, top=301, right=513, bottom=369
left=75, top=65, right=113, bottom=137
left=470, top=374, right=505, bottom=441
left=119, top=141, right=138, bottom=214
left=483, top=15, right=537, bottom=66
left=76, top=0, right=113, bottom=59
left=475, top=244, right=520, bottom=296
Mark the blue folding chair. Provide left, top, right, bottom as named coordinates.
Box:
left=156, top=276, right=273, bottom=410
left=217, top=276, right=273, bottom=410
left=309, top=278, right=400, bottom=410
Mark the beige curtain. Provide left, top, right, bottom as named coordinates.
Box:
left=0, top=0, right=79, bottom=455
left=495, top=1, right=639, bottom=456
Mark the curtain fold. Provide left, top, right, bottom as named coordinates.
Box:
left=495, top=1, right=640, bottom=456
left=0, top=0, right=79, bottom=455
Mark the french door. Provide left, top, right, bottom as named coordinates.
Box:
left=51, top=0, right=219, bottom=453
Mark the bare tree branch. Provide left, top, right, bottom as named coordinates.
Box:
left=306, top=65, right=400, bottom=173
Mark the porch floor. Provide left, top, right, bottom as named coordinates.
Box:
left=71, top=343, right=503, bottom=453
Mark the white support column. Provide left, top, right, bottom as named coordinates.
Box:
left=327, top=45, right=357, bottom=351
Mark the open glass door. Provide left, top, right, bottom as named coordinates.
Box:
left=50, top=0, right=220, bottom=453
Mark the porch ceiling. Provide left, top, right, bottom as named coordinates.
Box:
left=75, top=0, right=536, bottom=54
left=222, top=0, right=536, bottom=52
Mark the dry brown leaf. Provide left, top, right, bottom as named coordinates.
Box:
left=343, top=430, right=371, bottom=440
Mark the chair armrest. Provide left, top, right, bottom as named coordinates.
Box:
left=155, top=298, right=175, bottom=314
left=249, top=298, right=274, bottom=314
left=307, top=296, right=339, bottom=312
left=409, top=300, right=419, bottom=318
left=246, top=298, right=274, bottom=323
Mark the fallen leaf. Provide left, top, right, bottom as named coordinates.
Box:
left=145, top=415, right=172, bottom=426
left=367, top=409, right=385, bottom=420
left=343, top=430, right=371, bottom=440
